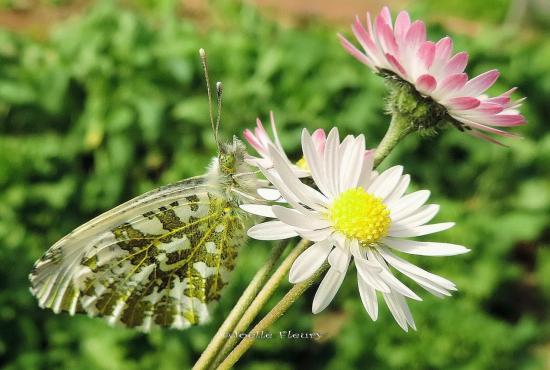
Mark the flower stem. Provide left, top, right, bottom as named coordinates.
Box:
left=192, top=240, right=288, bottom=370
left=373, top=112, right=413, bottom=168
left=210, top=239, right=312, bottom=368
left=216, top=262, right=329, bottom=370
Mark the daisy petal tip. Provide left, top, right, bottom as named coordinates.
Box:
left=288, top=273, right=302, bottom=285
left=311, top=303, right=324, bottom=315
left=448, top=245, right=470, bottom=255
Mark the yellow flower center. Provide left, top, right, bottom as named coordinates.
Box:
left=329, top=187, right=391, bottom=244
left=296, top=157, right=309, bottom=171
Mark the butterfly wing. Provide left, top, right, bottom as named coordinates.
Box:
left=30, top=176, right=253, bottom=331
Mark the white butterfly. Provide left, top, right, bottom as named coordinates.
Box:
left=29, top=50, right=263, bottom=332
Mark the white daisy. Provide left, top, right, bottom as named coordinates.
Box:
left=243, top=128, right=469, bottom=331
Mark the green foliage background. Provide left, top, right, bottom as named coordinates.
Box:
left=1, top=1, right=549, bottom=369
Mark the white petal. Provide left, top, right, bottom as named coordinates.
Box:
left=353, top=251, right=391, bottom=293
left=297, top=228, right=333, bottom=242
left=260, top=163, right=314, bottom=216
left=331, top=232, right=347, bottom=249
left=367, top=250, right=421, bottom=301
left=257, top=188, right=282, bottom=201
left=379, top=247, right=456, bottom=292
left=383, top=237, right=470, bottom=256
left=389, top=190, right=431, bottom=220
left=339, top=135, right=365, bottom=191
left=418, top=285, right=449, bottom=298
left=327, top=246, right=351, bottom=273
left=367, top=165, right=403, bottom=199
left=390, top=204, right=439, bottom=229
left=289, top=240, right=333, bottom=283
left=269, top=111, right=285, bottom=154
left=247, top=221, right=298, bottom=240
left=384, top=174, right=410, bottom=204
left=240, top=204, right=275, bottom=218
left=312, top=266, right=347, bottom=314
left=245, top=156, right=272, bottom=169
left=323, top=128, right=340, bottom=197
left=268, top=144, right=326, bottom=211
left=357, top=150, right=375, bottom=189
left=336, top=135, right=353, bottom=192
left=388, top=222, right=455, bottom=237
left=383, top=291, right=416, bottom=331
left=272, top=205, right=330, bottom=230
left=302, top=129, right=331, bottom=197
left=358, top=276, right=379, bottom=320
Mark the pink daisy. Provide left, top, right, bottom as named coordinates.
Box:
left=338, top=6, right=526, bottom=144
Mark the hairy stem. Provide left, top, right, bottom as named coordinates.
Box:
left=373, top=112, right=413, bottom=168
left=210, top=239, right=312, bottom=368
left=192, top=240, right=288, bottom=370
left=216, top=262, right=329, bottom=370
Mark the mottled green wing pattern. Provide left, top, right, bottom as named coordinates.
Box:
left=30, top=177, right=253, bottom=331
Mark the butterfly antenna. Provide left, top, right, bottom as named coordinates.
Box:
left=215, top=81, right=223, bottom=141
left=199, top=48, right=219, bottom=149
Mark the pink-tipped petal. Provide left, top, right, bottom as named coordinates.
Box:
left=508, top=98, right=526, bottom=109
left=416, top=74, right=437, bottom=94
left=385, top=53, right=407, bottom=77
left=447, top=97, right=481, bottom=110
left=466, top=129, right=506, bottom=146
left=485, top=95, right=511, bottom=106
left=366, top=12, right=375, bottom=37
left=461, top=70, right=500, bottom=97
left=255, top=123, right=270, bottom=147
left=379, top=6, right=393, bottom=27
left=486, top=114, right=526, bottom=126
left=312, top=128, right=327, bottom=153
left=438, top=73, right=468, bottom=96
left=405, top=20, right=427, bottom=47
left=394, top=11, right=411, bottom=39
left=451, top=115, right=523, bottom=138
left=502, top=87, right=518, bottom=97
left=351, top=17, right=381, bottom=62
left=243, top=129, right=264, bottom=152
left=472, top=102, right=504, bottom=115
left=435, top=37, right=453, bottom=62
left=417, top=41, right=436, bottom=69
left=444, top=52, right=469, bottom=75
left=338, top=33, right=374, bottom=68
left=377, top=21, right=399, bottom=55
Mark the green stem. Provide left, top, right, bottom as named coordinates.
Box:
left=216, top=262, right=329, bottom=370
left=192, top=240, right=288, bottom=370
left=373, top=112, right=413, bottom=168
left=210, top=239, right=312, bottom=368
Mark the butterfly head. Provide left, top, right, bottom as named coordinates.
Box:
left=219, top=136, right=248, bottom=176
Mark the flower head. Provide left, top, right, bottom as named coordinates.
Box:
left=243, top=128, right=469, bottom=331
left=338, top=7, right=525, bottom=143
left=244, top=112, right=326, bottom=176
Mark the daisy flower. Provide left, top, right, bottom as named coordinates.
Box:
left=244, top=128, right=469, bottom=331
left=243, top=111, right=326, bottom=176
left=338, top=7, right=525, bottom=144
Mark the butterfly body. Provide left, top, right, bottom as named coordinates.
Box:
left=30, top=139, right=261, bottom=331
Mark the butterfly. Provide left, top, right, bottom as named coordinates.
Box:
left=29, top=49, right=263, bottom=332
